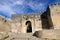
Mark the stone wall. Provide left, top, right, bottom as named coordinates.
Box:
left=11, top=13, right=42, bottom=33
left=49, top=4, right=60, bottom=29
left=0, top=16, right=11, bottom=39
left=0, top=16, right=11, bottom=32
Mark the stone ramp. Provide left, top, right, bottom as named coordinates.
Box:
left=5, top=33, right=59, bottom=40
left=5, top=33, right=42, bottom=40
left=5, top=29, right=60, bottom=40
left=9, top=33, right=32, bottom=38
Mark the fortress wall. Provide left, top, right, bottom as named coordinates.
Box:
left=11, top=14, right=42, bottom=33
left=0, top=16, right=11, bottom=33
left=35, top=14, right=42, bottom=31
left=40, top=5, right=60, bottom=39
left=49, top=4, right=60, bottom=29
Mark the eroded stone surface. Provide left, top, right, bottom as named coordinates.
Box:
left=42, top=29, right=60, bottom=39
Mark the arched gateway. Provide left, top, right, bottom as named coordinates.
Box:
left=25, top=21, right=32, bottom=33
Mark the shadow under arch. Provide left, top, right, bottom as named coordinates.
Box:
left=41, top=6, right=54, bottom=29
left=25, top=21, right=32, bottom=33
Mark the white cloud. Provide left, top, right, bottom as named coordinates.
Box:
left=0, top=5, right=15, bottom=14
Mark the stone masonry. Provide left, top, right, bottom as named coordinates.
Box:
left=0, top=3, right=60, bottom=40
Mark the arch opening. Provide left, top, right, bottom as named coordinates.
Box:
left=25, top=21, right=32, bottom=33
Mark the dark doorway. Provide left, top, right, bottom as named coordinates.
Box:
left=25, top=21, right=32, bottom=33
left=41, top=6, right=54, bottom=29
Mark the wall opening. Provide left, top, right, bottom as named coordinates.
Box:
left=41, top=6, right=54, bottom=29
left=25, top=21, right=32, bottom=33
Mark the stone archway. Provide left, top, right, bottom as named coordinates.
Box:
left=25, top=21, right=32, bottom=33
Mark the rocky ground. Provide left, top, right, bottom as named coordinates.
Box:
left=0, top=32, right=59, bottom=40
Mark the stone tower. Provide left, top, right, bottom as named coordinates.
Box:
left=49, top=3, right=60, bottom=29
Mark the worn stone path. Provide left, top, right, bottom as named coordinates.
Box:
left=4, top=33, right=42, bottom=40
left=0, top=32, right=59, bottom=40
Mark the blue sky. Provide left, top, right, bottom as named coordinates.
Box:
left=0, top=0, right=60, bottom=18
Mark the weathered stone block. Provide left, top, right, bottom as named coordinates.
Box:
left=42, top=29, right=60, bottom=39
left=33, top=30, right=42, bottom=38
left=0, top=32, right=9, bottom=40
